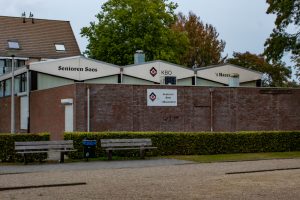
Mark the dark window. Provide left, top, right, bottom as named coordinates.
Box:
left=164, top=76, right=176, bottom=85
left=256, top=80, right=262, bottom=87
left=0, top=60, right=4, bottom=75
left=118, top=74, right=122, bottom=83
left=192, top=76, right=196, bottom=86
left=19, top=73, right=27, bottom=92
left=30, top=71, right=38, bottom=91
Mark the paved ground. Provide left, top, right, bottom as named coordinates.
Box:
left=0, top=158, right=299, bottom=200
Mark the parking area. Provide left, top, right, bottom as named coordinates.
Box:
left=0, top=158, right=299, bottom=200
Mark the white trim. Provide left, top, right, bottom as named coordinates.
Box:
left=0, top=67, right=27, bottom=81
left=0, top=57, right=29, bottom=60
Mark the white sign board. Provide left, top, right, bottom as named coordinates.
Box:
left=147, top=89, right=177, bottom=107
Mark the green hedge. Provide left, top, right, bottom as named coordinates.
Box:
left=64, top=131, right=300, bottom=159
left=0, top=133, right=49, bottom=162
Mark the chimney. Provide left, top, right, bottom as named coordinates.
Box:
left=29, top=12, right=34, bottom=24
left=21, top=12, right=26, bottom=23
left=134, top=50, right=145, bottom=64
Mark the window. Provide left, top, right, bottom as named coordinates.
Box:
left=55, top=44, right=66, bottom=51
left=0, top=60, right=4, bottom=75
left=164, top=76, right=177, bottom=85
left=8, top=41, right=20, bottom=49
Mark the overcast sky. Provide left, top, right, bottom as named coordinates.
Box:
left=0, top=0, right=276, bottom=57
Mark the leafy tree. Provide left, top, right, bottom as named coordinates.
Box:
left=81, top=0, right=189, bottom=65
left=172, top=12, right=226, bottom=67
left=227, top=52, right=292, bottom=87
left=264, top=0, right=300, bottom=80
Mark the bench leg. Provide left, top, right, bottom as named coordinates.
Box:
left=23, top=154, right=27, bottom=165
left=140, top=148, right=145, bottom=159
left=60, top=152, right=65, bottom=163
left=107, top=150, right=112, bottom=161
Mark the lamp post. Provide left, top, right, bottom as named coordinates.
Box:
left=11, top=55, right=15, bottom=133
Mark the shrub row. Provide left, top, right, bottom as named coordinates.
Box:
left=64, top=131, right=300, bottom=159
left=0, top=133, right=49, bottom=162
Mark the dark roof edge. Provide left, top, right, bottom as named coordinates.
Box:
left=122, top=60, right=194, bottom=71
left=0, top=15, right=70, bottom=22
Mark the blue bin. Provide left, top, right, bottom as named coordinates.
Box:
left=82, top=140, right=97, bottom=159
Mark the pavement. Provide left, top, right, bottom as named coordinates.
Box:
left=0, top=158, right=194, bottom=174
left=0, top=158, right=299, bottom=200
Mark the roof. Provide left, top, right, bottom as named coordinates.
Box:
left=0, top=16, right=81, bottom=59
left=196, top=63, right=263, bottom=75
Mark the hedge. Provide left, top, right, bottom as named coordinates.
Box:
left=1, top=131, right=298, bottom=162
left=64, top=131, right=300, bottom=159
left=0, top=133, right=49, bottom=162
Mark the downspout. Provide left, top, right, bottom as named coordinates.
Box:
left=26, top=66, right=30, bottom=133
left=87, top=86, right=90, bottom=132
left=11, top=55, right=15, bottom=133
left=120, top=68, right=123, bottom=84
left=209, top=88, right=214, bottom=132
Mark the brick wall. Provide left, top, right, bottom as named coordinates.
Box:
left=1, top=84, right=299, bottom=139
left=0, top=96, right=20, bottom=133
left=76, top=84, right=300, bottom=132
left=30, top=85, right=75, bottom=139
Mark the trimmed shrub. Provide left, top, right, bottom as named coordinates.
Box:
left=0, top=133, right=49, bottom=162
left=64, top=131, right=300, bottom=159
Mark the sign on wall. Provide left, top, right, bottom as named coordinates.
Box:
left=147, top=89, right=177, bottom=107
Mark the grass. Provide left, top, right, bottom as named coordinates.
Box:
left=162, top=151, right=300, bottom=163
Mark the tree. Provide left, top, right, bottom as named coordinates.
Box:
left=264, top=0, right=300, bottom=80
left=172, top=12, right=226, bottom=67
left=227, top=52, right=292, bottom=87
left=81, top=0, right=189, bottom=65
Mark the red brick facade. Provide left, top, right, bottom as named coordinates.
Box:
left=0, top=84, right=299, bottom=139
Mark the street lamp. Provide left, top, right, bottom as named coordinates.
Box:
left=11, top=55, right=15, bottom=133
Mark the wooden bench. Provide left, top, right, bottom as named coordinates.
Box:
left=14, top=140, right=76, bottom=164
left=100, top=138, right=157, bottom=160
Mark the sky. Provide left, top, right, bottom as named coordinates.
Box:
left=1, top=0, right=296, bottom=79
left=0, top=0, right=275, bottom=56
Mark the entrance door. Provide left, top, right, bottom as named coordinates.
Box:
left=20, top=96, right=28, bottom=130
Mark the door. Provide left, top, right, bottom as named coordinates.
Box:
left=20, top=96, right=28, bottom=130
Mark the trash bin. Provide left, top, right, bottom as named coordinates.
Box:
left=82, top=140, right=97, bottom=161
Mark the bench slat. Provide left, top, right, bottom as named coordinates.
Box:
left=15, top=140, right=73, bottom=146
left=15, top=144, right=74, bottom=150
left=101, top=139, right=152, bottom=143
left=106, top=147, right=157, bottom=151
left=16, top=149, right=77, bottom=154
left=101, top=142, right=152, bottom=148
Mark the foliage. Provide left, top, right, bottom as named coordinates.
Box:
left=172, top=12, right=226, bottom=67
left=264, top=0, right=300, bottom=81
left=81, top=0, right=189, bottom=65
left=227, top=51, right=292, bottom=87
left=64, top=131, right=300, bottom=159
left=0, top=133, right=49, bottom=162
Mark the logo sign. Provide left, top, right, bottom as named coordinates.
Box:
left=150, top=67, right=157, bottom=77
left=149, top=92, right=157, bottom=101
left=147, top=89, right=177, bottom=107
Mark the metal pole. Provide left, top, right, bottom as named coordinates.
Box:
left=87, top=87, right=90, bottom=132
left=209, top=88, right=214, bottom=132
left=26, top=68, right=30, bottom=133
left=11, top=55, right=15, bottom=133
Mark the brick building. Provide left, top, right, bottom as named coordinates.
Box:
left=1, top=16, right=298, bottom=139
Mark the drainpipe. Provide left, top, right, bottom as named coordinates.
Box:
left=26, top=66, right=30, bottom=133
left=120, top=68, right=123, bottom=84
left=209, top=88, right=214, bottom=132
left=11, top=55, right=15, bottom=134
left=87, top=86, right=90, bottom=132
left=194, top=71, right=197, bottom=86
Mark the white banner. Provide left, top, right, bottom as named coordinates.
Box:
left=147, top=89, right=177, bottom=107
